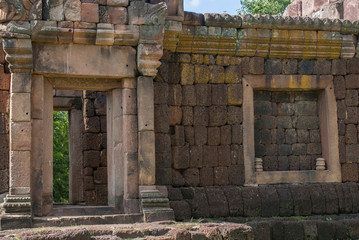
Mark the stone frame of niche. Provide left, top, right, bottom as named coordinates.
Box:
left=242, top=75, right=342, bottom=185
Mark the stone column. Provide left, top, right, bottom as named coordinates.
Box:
left=31, top=76, right=53, bottom=216
left=107, top=89, right=124, bottom=211
left=69, top=109, right=84, bottom=204
left=1, top=38, right=33, bottom=229
left=122, top=79, right=140, bottom=213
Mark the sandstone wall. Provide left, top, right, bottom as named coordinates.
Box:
left=82, top=91, right=108, bottom=205
left=154, top=50, right=359, bottom=219
left=0, top=44, right=10, bottom=194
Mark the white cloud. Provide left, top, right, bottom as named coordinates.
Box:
left=188, top=0, right=200, bottom=7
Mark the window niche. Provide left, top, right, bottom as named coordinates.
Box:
left=243, top=75, right=341, bottom=185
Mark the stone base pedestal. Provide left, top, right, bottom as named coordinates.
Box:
left=0, top=214, right=32, bottom=230
left=140, top=189, right=174, bottom=222
left=2, top=195, right=31, bottom=214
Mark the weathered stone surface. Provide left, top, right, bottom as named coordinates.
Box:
left=290, top=185, right=311, bottom=216
left=205, top=187, right=229, bottom=217
left=242, top=187, right=261, bottom=217
left=64, top=0, right=81, bottom=21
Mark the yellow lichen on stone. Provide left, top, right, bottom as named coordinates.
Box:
left=227, top=84, right=243, bottom=105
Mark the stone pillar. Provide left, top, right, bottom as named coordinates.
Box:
left=137, top=77, right=155, bottom=186
left=69, top=109, right=84, bottom=204
left=122, top=79, right=140, bottom=213
left=107, top=89, right=124, bottom=211
left=31, top=76, right=53, bottom=217
left=1, top=38, right=33, bottom=229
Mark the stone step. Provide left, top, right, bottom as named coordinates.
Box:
left=51, top=205, right=120, bottom=217
left=32, top=213, right=144, bottom=228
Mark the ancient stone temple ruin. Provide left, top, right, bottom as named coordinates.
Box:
left=1, top=0, right=359, bottom=232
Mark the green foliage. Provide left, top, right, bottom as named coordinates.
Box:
left=237, top=0, right=291, bottom=15
left=53, top=111, right=69, bottom=203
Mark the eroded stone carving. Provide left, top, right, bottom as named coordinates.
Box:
left=0, top=0, right=42, bottom=22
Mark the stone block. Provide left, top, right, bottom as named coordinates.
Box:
left=290, top=185, right=312, bottom=216
left=285, top=129, right=297, bottom=144
left=107, top=0, right=128, bottom=6
left=276, top=186, right=293, bottom=217
left=99, top=5, right=110, bottom=23
left=184, top=126, right=194, bottom=145
left=156, top=152, right=171, bottom=168
left=249, top=57, right=264, bottom=75
left=299, top=155, right=312, bottom=170
left=84, top=117, right=100, bottom=133
left=155, top=133, right=171, bottom=153
left=204, top=55, right=216, bottom=65
left=11, top=73, right=31, bottom=93
left=137, top=77, right=154, bottom=131
left=168, top=84, right=182, bottom=106
left=228, top=84, right=242, bottom=105
left=81, top=3, right=99, bottom=23
left=346, top=74, right=359, bottom=89
left=265, top=59, right=282, bottom=74
left=284, top=222, right=304, bottom=240
left=194, top=126, right=207, bottom=145
left=347, top=59, right=359, bottom=74
left=172, top=146, right=190, bottom=169
left=170, top=201, right=192, bottom=221
left=188, top=188, right=210, bottom=218
left=292, top=143, right=306, bottom=156
left=9, top=151, right=30, bottom=188
left=203, top=145, right=218, bottom=167
left=332, top=59, right=347, bottom=75
left=259, top=186, right=280, bottom=217
left=211, top=84, right=227, bottom=106
left=207, top=127, right=220, bottom=146
left=214, top=167, right=229, bottom=186
left=195, top=84, right=211, bottom=106
left=182, top=85, right=196, bottom=106
left=122, top=88, right=136, bottom=115
left=298, top=60, right=314, bottom=74
left=94, top=167, right=107, bottom=184
left=84, top=150, right=100, bottom=168
left=84, top=176, right=95, bottom=190
left=209, top=106, right=227, bottom=127
left=205, top=187, right=229, bottom=217
left=220, top=125, right=231, bottom=145
left=10, top=93, right=31, bottom=122
left=225, top=65, right=241, bottom=84
left=182, top=107, right=193, bottom=126
left=83, top=99, right=95, bottom=117
left=228, top=165, right=244, bottom=185
left=170, top=126, right=184, bottom=146
left=10, top=122, right=31, bottom=151
left=223, top=186, right=243, bottom=216
left=168, top=106, right=182, bottom=126
left=183, top=168, right=199, bottom=187
left=242, top=187, right=261, bottom=217
left=43, top=0, right=64, bottom=21
left=321, top=183, right=339, bottom=214
left=193, top=107, right=208, bottom=126
left=313, top=59, right=331, bottom=74
left=209, top=65, right=225, bottom=84
left=154, top=104, right=169, bottom=133
left=307, top=143, right=322, bottom=155
left=227, top=106, right=242, bottom=125
left=64, top=0, right=81, bottom=21
left=154, top=82, right=168, bottom=105
left=307, top=184, right=326, bottom=214
left=180, top=64, right=194, bottom=85
left=200, top=167, right=213, bottom=186
left=83, top=133, right=102, bottom=150
left=296, top=116, right=319, bottom=129
left=334, top=76, right=346, bottom=100
left=195, top=65, right=210, bottom=84
left=94, top=93, right=107, bottom=116
left=263, top=156, right=278, bottom=171
left=278, top=144, right=292, bottom=156
left=346, top=124, right=357, bottom=144
left=108, top=7, right=127, bottom=25
left=232, top=125, right=243, bottom=145
left=172, top=169, right=184, bottom=186
left=282, top=59, right=297, bottom=74
left=122, top=115, right=137, bottom=153
left=189, top=145, right=202, bottom=168
left=336, top=183, right=353, bottom=213
left=342, top=163, right=359, bottom=182
left=346, top=90, right=358, bottom=106
left=345, top=107, right=358, bottom=124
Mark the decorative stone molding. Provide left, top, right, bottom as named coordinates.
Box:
left=140, top=188, right=174, bottom=222
left=128, top=1, right=167, bottom=25
left=1, top=194, right=31, bottom=214
left=137, top=44, right=163, bottom=77
left=2, top=38, right=32, bottom=73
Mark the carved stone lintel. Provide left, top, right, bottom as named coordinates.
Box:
left=1, top=194, right=31, bottom=214
left=128, top=1, right=167, bottom=26
left=3, top=38, right=33, bottom=73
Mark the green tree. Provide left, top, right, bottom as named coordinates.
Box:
left=53, top=111, right=69, bottom=203
left=238, top=0, right=291, bottom=15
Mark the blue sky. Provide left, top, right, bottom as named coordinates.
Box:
left=184, top=0, right=241, bottom=15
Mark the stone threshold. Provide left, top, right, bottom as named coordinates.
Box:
left=32, top=213, right=144, bottom=228
left=51, top=205, right=121, bottom=217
